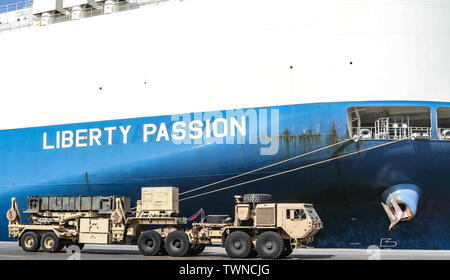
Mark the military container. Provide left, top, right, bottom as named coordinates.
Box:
left=141, top=187, right=179, bottom=215
left=25, top=195, right=131, bottom=213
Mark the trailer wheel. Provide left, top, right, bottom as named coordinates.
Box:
left=165, top=231, right=191, bottom=257
left=256, top=231, right=284, bottom=259
left=20, top=231, right=40, bottom=252
left=41, top=232, right=62, bottom=253
left=138, top=230, right=162, bottom=256
left=225, top=231, right=252, bottom=259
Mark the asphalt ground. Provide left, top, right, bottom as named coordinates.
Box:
left=0, top=242, right=449, bottom=260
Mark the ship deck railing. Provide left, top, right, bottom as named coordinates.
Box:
left=0, top=0, right=32, bottom=15
left=0, top=0, right=170, bottom=33
left=352, top=126, right=432, bottom=140
left=438, top=128, right=450, bottom=140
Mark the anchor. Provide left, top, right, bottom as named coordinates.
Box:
left=381, top=194, right=413, bottom=231
left=380, top=184, right=421, bottom=231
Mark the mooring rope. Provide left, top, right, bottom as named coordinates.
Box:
left=180, top=138, right=407, bottom=201
left=180, top=138, right=352, bottom=196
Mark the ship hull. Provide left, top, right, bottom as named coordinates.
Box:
left=1, top=100, right=450, bottom=249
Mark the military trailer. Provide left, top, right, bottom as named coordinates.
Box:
left=7, top=187, right=322, bottom=259
left=7, top=187, right=187, bottom=255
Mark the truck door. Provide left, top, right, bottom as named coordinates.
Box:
left=282, top=208, right=309, bottom=238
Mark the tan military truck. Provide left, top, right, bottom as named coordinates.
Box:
left=186, top=194, right=323, bottom=259
left=6, top=188, right=322, bottom=259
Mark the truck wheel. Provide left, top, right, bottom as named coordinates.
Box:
left=165, top=231, right=191, bottom=257
left=138, top=230, right=162, bottom=256
left=41, top=232, right=62, bottom=253
left=242, top=194, right=272, bottom=204
left=20, top=231, right=40, bottom=252
left=256, top=231, right=284, bottom=259
left=225, top=231, right=252, bottom=259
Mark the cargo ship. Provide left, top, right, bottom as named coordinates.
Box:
left=1, top=0, right=450, bottom=249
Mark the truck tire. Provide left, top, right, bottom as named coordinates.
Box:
left=20, top=231, right=40, bottom=252
left=138, top=230, right=162, bottom=256
left=41, top=232, right=62, bottom=253
left=256, top=231, right=284, bottom=259
left=165, top=231, right=191, bottom=257
left=225, top=231, right=252, bottom=259
left=242, top=194, right=272, bottom=204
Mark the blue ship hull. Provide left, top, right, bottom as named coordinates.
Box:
left=1, top=100, right=450, bottom=249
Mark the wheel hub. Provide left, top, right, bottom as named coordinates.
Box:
left=233, top=241, right=242, bottom=249
left=44, top=237, right=54, bottom=249
left=265, top=241, right=273, bottom=250
left=24, top=237, right=34, bottom=248
left=146, top=239, right=154, bottom=248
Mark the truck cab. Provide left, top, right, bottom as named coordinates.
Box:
left=276, top=203, right=322, bottom=243
left=217, top=194, right=323, bottom=259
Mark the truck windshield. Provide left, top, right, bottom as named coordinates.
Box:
left=305, top=206, right=319, bottom=219
left=293, top=209, right=306, bottom=220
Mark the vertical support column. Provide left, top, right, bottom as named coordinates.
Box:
left=431, top=106, right=438, bottom=139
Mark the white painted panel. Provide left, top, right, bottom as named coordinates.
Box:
left=32, top=0, right=58, bottom=14
left=63, top=0, right=103, bottom=8
left=1, top=0, right=450, bottom=130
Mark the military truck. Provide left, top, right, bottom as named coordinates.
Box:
left=186, top=194, right=323, bottom=259
left=6, top=187, right=322, bottom=259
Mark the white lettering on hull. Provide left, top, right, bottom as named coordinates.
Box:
left=42, top=109, right=280, bottom=155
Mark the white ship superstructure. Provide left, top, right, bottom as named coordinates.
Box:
left=0, top=0, right=169, bottom=32
left=0, top=0, right=449, bottom=130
